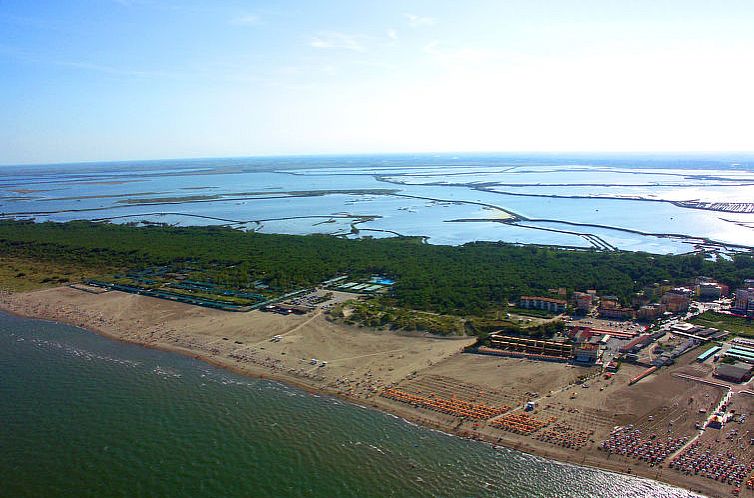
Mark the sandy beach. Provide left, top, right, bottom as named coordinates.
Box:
left=0, top=286, right=473, bottom=403
left=0, top=286, right=740, bottom=498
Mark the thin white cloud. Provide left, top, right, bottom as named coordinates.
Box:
left=0, top=45, right=179, bottom=79
left=384, top=28, right=399, bottom=48
left=230, top=14, right=260, bottom=26
left=57, top=60, right=182, bottom=79
left=422, top=41, right=520, bottom=68
left=422, top=41, right=441, bottom=56
left=309, top=31, right=365, bottom=51
left=404, top=13, right=436, bottom=28
left=111, top=0, right=161, bottom=7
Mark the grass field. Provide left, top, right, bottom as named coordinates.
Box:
left=690, top=310, right=754, bottom=336
left=337, top=299, right=467, bottom=336
left=0, top=256, right=116, bottom=292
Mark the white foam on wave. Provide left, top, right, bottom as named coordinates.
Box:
left=29, top=337, right=141, bottom=368
left=152, top=366, right=182, bottom=378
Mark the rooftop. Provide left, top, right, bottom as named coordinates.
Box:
left=715, top=362, right=752, bottom=379
left=520, top=296, right=567, bottom=305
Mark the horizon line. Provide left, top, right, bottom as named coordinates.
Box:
left=4, top=149, right=754, bottom=168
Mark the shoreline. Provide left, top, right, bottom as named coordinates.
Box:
left=0, top=288, right=720, bottom=497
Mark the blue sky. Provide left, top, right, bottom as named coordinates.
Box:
left=2, top=0, right=754, bottom=164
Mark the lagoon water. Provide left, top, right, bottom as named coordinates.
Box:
left=0, top=313, right=700, bottom=498
left=2, top=153, right=753, bottom=252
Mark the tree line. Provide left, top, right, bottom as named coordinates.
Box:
left=0, top=220, right=751, bottom=316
